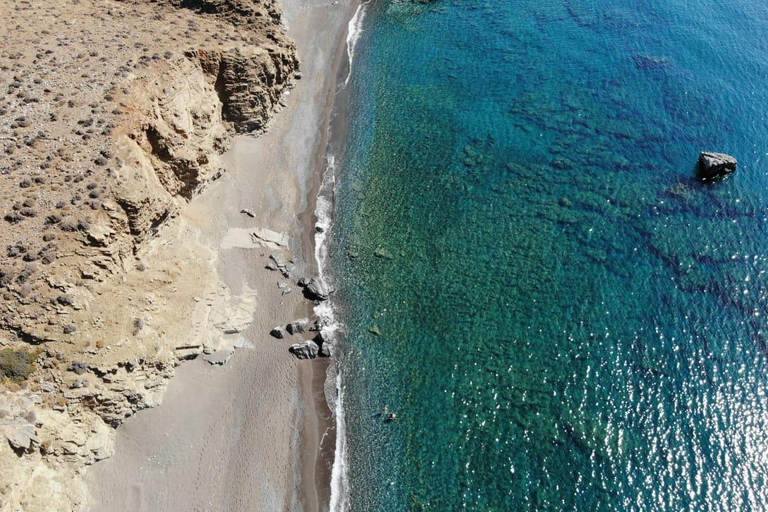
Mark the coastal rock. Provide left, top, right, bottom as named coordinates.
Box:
left=315, top=332, right=333, bottom=358
left=286, top=318, right=309, bottom=335
left=304, top=278, right=330, bottom=301
left=289, top=340, right=319, bottom=360
left=270, top=327, right=285, bottom=339
left=308, top=316, right=324, bottom=331
left=698, top=151, right=737, bottom=180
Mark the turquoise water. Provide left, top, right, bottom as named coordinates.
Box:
left=328, top=0, right=768, bottom=510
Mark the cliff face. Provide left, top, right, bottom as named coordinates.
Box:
left=0, top=0, right=297, bottom=509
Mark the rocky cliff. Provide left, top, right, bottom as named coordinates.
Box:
left=0, top=0, right=297, bottom=509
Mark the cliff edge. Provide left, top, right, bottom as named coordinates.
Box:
left=0, top=0, right=298, bottom=509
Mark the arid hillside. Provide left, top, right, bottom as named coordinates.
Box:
left=0, top=0, right=298, bottom=509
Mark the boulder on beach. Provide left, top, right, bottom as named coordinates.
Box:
left=270, top=327, right=285, bottom=339
left=304, top=278, right=330, bottom=301
left=289, top=340, right=319, bottom=360
left=315, top=331, right=333, bottom=358
left=286, top=318, right=309, bottom=335
left=698, top=151, right=737, bottom=180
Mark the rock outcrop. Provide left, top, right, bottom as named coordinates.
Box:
left=698, top=151, right=737, bottom=180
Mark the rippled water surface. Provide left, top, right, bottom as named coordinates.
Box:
left=328, top=1, right=768, bottom=510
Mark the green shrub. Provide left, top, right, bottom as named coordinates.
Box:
left=0, top=349, right=35, bottom=382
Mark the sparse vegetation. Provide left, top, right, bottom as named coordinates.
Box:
left=0, top=348, right=36, bottom=382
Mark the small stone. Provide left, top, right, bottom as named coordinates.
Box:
left=270, top=254, right=285, bottom=268
left=270, top=327, right=285, bottom=339
left=204, top=349, right=235, bottom=366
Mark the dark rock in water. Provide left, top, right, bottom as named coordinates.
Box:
left=698, top=151, right=737, bottom=180
left=304, top=278, right=330, bottom=301
left=308, top=316, right=324, bottom=332
left=270, top=327, right=285, bottom=339
left=633, top=55, right=672, bottom=70
left=286, top=318, right=309, bottom=335
left=289, top=340, right=319, bottom=359
left=551, top=158, right=573, bottom=170
left=374, top=248, right=394, bottom=259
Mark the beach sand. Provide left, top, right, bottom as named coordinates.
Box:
left=85, top=0, right=357, bottom=510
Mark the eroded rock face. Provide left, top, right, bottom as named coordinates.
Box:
left=698, top=151, right=737, bottom=180
left=193, top=45, right=298, bottom=133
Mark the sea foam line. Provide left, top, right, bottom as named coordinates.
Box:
left=345, top=0, right=371, bottom=87
left=328, top=370, right=348, bottom=512
left=313, top=154, right=348, bottom=512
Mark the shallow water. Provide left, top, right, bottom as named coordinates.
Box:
left=328, top=1, right=768, bottom=510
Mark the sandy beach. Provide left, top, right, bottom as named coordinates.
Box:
left=85, top=0, right=357, bottom=510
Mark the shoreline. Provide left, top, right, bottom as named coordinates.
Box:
left=296, top=0, right=365, bottom=508
left=84, top=0, right=360, bottom=510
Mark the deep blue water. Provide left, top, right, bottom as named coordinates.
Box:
left=328, top=0, right=768, bottom=510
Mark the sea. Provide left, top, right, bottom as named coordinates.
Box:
left=319, top=0, right=768, bottom=510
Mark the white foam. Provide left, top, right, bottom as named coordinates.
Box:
left=328, top=371, right=349, bottom=512
left=345, top=1, right=371, bottom=87
left=313, top=153, right=348, bottom=511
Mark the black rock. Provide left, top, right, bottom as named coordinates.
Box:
left=289, top=340, right=319, bottom=360
left=308, top=316, right=324, bottom=332
left=698, top=151, right=737, bottom=180
left=270, top=327, right=285, bottom=339
left=286, top=318, right=309, bottom=335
